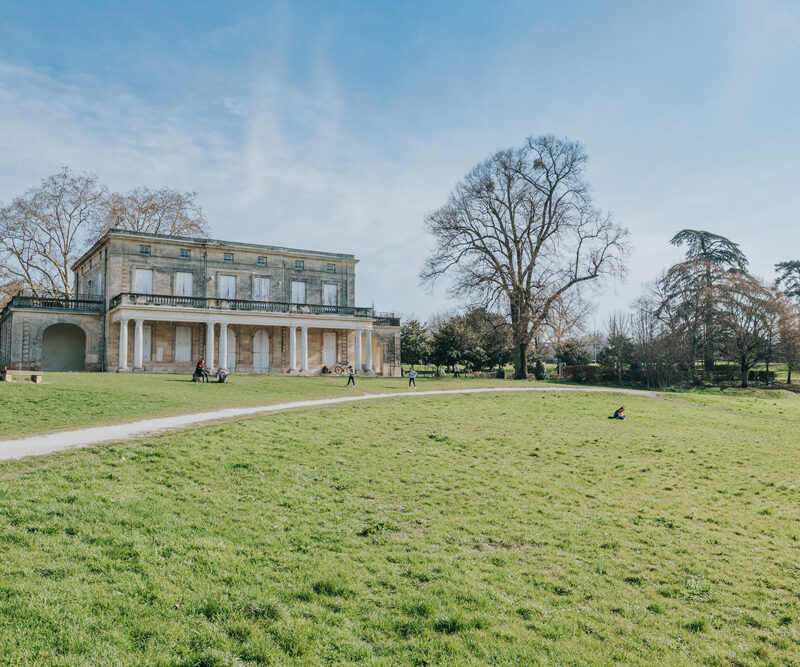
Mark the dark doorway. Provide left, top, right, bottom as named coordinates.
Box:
left=41, top=323, right=86, bottom=371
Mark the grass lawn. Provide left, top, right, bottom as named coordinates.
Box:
left=0, top=373, right=515, bottom=439
left=1, top=387, right=799, bottom=664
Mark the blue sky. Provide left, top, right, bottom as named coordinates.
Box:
left=1, top=1, right=798, bottom=323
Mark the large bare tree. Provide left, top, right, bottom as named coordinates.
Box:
left=716, top=272, right=780, bottom=387
left=421, top=135, right=629, bottom=379
left=95, top=186, right=208, bottom=239
left=0, top=167, right=104, bottom=296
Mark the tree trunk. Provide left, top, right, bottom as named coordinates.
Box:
left=513, top=340, right=528, bottom=380
left=741, top=362, right=748, bottom=388
left=788, top=366, right=792, bottom=384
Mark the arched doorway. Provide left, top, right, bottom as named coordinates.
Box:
left=41, top=323, right=86, bottom=371
left=252, top=330, right=270, bottom=373
left=227, top=328, right=237, bottom=373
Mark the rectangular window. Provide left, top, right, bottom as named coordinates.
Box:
left=294, top=260, right=304, bottom=271
left=175, top=272, right=193, bottom=297
left=327, top=263, right=336, bottom=273
left=139, top=245, right=151, bottom=256
left=180, top=248, right=191, bottom=260
left=219, top=274, right=236, bottom=299
left=253, top=277, right=270, bottom=301
left=323, top=283, right=338, bottom=307
left=174, top=325, right=192, bottom=362
left=133, top=269, right=153, bottom=294
left=223, top=252, right=234, bottom=263
left=257, top=256, right=267, bottom=266
left=291, top=281, right=306, bottom=304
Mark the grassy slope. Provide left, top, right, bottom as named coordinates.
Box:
left=1, top=390, right=799, bottom=665
left=0, top=373, right=515, bottom=438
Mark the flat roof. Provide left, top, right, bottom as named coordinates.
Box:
left=73, top=229, right=358, bottom=270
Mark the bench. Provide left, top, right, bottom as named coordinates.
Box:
left=1, top=370, right=44, bottom=384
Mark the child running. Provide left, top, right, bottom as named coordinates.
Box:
left=346, top=364, right=356, bottom=387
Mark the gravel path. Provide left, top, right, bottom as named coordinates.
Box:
left=0, top=385, right=656, bottom=462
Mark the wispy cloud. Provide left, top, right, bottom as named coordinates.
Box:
left=1, top=0, right=798, bottom=320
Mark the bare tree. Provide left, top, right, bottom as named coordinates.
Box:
left=716, top=273, right=780, bottom=387
left=603, top=312, right=632, bottom=385
left=421, top=135, right=629, bottom=379
left=95, top=186, right=208, bottom=239
left=542, top=290, right=595, bottom=353
left=0, top=277, right=25, bottom=309
left=0, top=167, right=104, bottom=296
left=777, top=298, right=800, bottom=384
left=629, top=294, right=684, bottom=388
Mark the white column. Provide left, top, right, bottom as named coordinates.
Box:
left=206, top=322, right=216, bottom=370
left=354, top=329, right=362, bottom=371
left=300, top=326, right=309, bottom=372
left=289, top=326, right=297, bottom=371
left=118, top=319, right=129, bottom=371
left=365, top=330, right=373, bottom=372
left=133, top=319, right=144, bottom=370
left=219, top=322, right=228, bottom=372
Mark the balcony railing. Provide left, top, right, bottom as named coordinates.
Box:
left=108, top=293, right=375, bottom=318
left=373, top=315, right=401, bottom=327
left=2, top=293, right=104, bottom=316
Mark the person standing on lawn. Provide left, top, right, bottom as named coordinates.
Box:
left=408, top=366, right=418, bottom=389
left=346, top=364, right=356, bottom=387
left=453, top=363, right=461, bottom=378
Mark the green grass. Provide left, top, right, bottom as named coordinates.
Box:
left=0, top=373, right=515, bottom=438
left=1, top=387, right=799, bottom=664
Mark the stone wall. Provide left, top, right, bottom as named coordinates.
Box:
left=373, top=325, right=402, bottom=377
left=0, top=310, right=103, bottom=371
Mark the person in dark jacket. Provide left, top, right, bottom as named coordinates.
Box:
left=195, top=359, right=210, bottom=383
left=608, top=406, right=625, bottom=420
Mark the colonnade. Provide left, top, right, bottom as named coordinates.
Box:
left=117, top=319, right=375, bottom=373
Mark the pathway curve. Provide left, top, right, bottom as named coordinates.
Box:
left=0, top=386, right=656, bottom=462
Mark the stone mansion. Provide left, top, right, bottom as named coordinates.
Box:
left=0, top=230, right=401, bottom=376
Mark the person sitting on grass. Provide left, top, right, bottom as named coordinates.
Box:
left=408, top=366, right=417, bottom=389
left=194, top=359, right=210, bottom=383
left=608, top=406, right=626, bottom=420
left=216, top=369, right=228, bottom=383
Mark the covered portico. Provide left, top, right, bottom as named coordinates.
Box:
left=110, top=305, right=378, bottom=375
